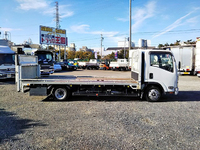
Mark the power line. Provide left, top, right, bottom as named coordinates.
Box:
left=132, top=29, right=200, bottom=35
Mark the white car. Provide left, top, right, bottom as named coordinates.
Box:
left=53, top=62, right=62, bottom=72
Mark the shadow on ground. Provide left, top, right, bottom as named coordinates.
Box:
left=43, top=91, right=200, bottom=102
left=0, top=109, right=46, bottom=143
left=0, top=79, right=15, bottom=85
left=161, top=91, right=200, bottom=102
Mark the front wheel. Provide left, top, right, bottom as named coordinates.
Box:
left=52, top=86, right=70, bottom=101
left=145, top=86, right=161, bottom=102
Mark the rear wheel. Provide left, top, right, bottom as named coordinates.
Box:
left=145, top=86, right=161, bottom=102
left=120, top=68, right=124, bottom=71
left=52, top=86, right=70, bottom=101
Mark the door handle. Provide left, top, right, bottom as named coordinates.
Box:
left=149, top=73, right=153, bottom=79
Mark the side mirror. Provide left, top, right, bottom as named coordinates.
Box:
left=178, top=61, right=181, bottom=70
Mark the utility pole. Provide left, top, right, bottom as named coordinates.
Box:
left=129, top=0, right=132, bottom=51
left=55, top=1, right=62, bottom=61
left=55, top=1, right=60, bottom=29
left=124, top=37, right=127, bottom=58
left=101, top=34, right=104, bottom=59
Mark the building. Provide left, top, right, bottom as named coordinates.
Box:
left=118, top=41, right=135, bottom=47
left=79, top=46, right=94, bottom=53
left=138, top=39, right=151, bottom=48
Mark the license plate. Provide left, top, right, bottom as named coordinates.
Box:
left=7, top=74, right=11, bottom=78
left=183, top=72, right=190, bottom=74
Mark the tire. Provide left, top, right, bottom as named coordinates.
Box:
left=52, top=86, right=70, bottom=101
left=145, top=86, right=161, bottom=102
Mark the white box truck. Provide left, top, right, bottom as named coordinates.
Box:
left=0, top=46, right=15, bottom=79
left=195, top=39, right=200, bottom=77
left=16, top=49, right=179, bottom=102
left=169, top=46, right=195, bottom=75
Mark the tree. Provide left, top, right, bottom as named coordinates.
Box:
left=184, top=39, right=196, bottom=44
left=67, top=51, right=75, bottom=59
left=103, top=52, right=115, bottom=60
left=174, top=40, right=181, bottom=46
left=164, top=43, right=169, bottom=46
left=75, top=51, right=84, bottom=59
left=158, top=44, right=164, bottom=48
left=117, top=49, right=129, bottom=59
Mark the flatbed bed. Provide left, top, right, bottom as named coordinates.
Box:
left=20, top=75, right=137, bottom=86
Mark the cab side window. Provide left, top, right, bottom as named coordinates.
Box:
left=150, top=53, right=174, bottom=72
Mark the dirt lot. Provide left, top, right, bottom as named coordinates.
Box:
left=0, top=70, right=200, bottom=149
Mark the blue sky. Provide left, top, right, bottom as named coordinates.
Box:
left=0, top=0, right=200, bottom=50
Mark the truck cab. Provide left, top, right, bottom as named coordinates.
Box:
left=132, top=49, right=179, bottom=101
left=0, top=46, right=15, bottom=79
left=23, top=48, right=54, bottom=75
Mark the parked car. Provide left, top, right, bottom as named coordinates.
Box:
left=53, top=62, right=62, bottom=72
left=60, top=61, right=77, bottom=71
left=69, top=60, right=79, bottom=68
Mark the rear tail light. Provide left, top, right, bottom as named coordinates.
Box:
left=186, top=69, right=190, bottom=71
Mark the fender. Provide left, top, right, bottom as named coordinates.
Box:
left=143, top=82, right=165, bottom=94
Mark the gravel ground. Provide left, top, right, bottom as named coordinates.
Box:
left=0, top=70, right=200, bottom=150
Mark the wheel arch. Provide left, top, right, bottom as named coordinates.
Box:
left=143, top=82, right=164, bottom=94
left=143, top=82, right=164, bottom=102
left=47, top=84, right=71, bottom=95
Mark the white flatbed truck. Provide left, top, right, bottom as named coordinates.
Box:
left=16, top=49, right=179, bottom=102
left=78, top=59, right=99, bottom=70
left=110, top=59, right=129, bottom=71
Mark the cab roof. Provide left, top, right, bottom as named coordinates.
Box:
left=0, top=46, right=15, bottom=54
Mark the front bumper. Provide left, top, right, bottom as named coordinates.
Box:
left=0, top=73, right=15, bottom=79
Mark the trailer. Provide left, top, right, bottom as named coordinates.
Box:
left=16, top=49, right=179, bottom=102
left=0, top=46, right=15, bottom=79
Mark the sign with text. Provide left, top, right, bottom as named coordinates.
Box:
left=40, top=25, right=67, bottom=45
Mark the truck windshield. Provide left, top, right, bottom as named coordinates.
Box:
left=0, top=54, right=15, bottom=65
left=37, top=53, right=53, bottom=62
left=150, top=52, right=174, bottom=72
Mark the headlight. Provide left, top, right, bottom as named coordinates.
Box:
left=175, top=87, right=179, bottom=95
